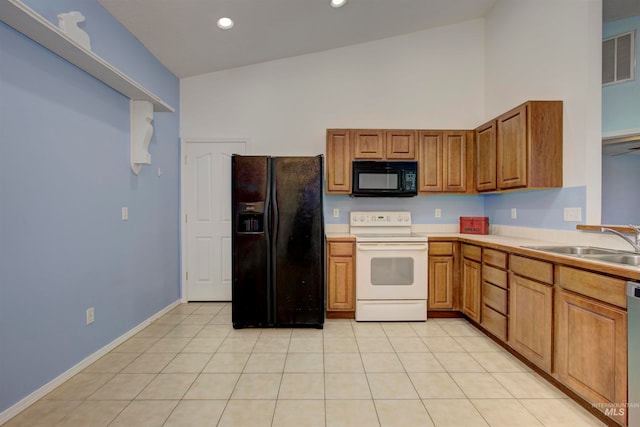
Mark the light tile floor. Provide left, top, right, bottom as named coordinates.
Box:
left=3, top=302, right=607, bottom=427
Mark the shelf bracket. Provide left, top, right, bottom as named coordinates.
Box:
left=130, top=100, right=154, bottom=175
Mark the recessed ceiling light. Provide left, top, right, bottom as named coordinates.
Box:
left=330, top=0, right=347, bottom=8
left=216, top=17, right=234, bottom=30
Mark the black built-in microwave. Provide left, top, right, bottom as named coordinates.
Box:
left=351, top=160, right=418, bottom=197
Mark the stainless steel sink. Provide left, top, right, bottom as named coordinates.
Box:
left=522, top=245, right=640, bottom=267
left=582, top=254, right=640, bottom=267
left=522, top=245, right=626, bottom=255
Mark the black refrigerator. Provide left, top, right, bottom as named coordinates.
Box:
left=231, top=155, right=324, bottom=329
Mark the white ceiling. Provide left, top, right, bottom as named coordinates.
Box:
left=98, top=0, right=497, bottom=78
left=98, top=0, right=639, bottom=79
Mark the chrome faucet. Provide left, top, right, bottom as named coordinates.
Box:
left=601, top=225, right=640, bottom=253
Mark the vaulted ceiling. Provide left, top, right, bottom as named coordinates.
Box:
left=98, top=0, right=638, bottom=79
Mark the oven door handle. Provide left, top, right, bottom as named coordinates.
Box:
left=357, top=243, right=428, bottom=251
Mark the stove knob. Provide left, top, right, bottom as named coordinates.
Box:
left=359, top=216, right=365, bottom=222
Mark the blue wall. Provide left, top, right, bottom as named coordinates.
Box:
left=602, top=15, right=640, bottom=134
left=325, top=187, right=587, bottom=232
left=602, top=15, right=640, bottom=225
left=0, top=0, right=180, bottom=413
left=324, top=195, right=485, bottom=225
left=602, top=155, right=640, bottom=224
left=484, top=187, right=586, bottom=230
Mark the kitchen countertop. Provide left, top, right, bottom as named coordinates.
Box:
left=326, top=231, right=640, bottom=280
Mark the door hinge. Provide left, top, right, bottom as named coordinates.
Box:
left=184, top=155, right=188, bottom=165
left=185, top=213, right=188, bottom=223
left=185, top=272, right=189, bottom=281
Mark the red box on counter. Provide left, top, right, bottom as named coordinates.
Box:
left=460, top=216, right=489, bottom=235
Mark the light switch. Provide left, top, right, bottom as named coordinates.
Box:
left=511, top=208, right=517, bottom=219
left=122, top=207, right=128, bottom=221
left=435, top=208, right=441, bottom=218
left=333, top=208, right=339, bottom=218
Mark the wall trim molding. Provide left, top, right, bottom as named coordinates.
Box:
left=0, top=299, right=182, bottom=425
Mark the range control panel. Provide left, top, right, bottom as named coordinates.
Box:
left=350, top=211, right=412, bottom=227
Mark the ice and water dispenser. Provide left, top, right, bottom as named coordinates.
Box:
left=237, top=202, right=264, bottom=233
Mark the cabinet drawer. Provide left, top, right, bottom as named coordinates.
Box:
left=483, top=282, right=507, bottom=314
left=429, top=242, right=454, bottom=256
left=510, top=255, right=553, bottom=284
left=483, top=248, right=508, bottom=269
left=483, top=265, right=507, bottom=289
left=462, top=244, right=482, bottom=261
left=556, top=266, right=626, bottom=309
left=481, top=305, right=507, bottom=341
left=328, top=242, right=354, bottom=257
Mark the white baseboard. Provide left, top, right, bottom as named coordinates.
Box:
left=0, top=299, right=182, bottom=425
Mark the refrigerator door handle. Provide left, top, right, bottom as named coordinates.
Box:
left=264, top=159, right=274, bottom=324
left=269, top=158, right=281, bottom=324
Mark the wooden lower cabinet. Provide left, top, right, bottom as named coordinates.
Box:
left=480, top=249, right=508, bottom=341
left=508, top=272, right=553, bottom=372
left=556, top=289, right=627, bottom=426
left=428, top=242, right=456, bottom=310
left=461, top=256, right=481, bottom=322
left=326, top=240, right=355, bottom=318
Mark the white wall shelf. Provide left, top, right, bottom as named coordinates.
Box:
left=0, top=0, right=174, bottom=113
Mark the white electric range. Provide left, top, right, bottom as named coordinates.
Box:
left=350, top=211, right=428, bottom=321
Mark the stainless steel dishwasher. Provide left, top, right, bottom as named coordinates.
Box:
left=628, top=281, right=640, bottom=427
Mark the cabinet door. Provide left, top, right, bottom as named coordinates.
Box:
left=508, top=273, right=553, bottom=372
left=327, top=242, right=355, bottom=312
left=442, top=131, right=467, bottom=192
left=353, top=130, right=384, bottom=159
left=556, top=290, right=627, bottom=426
left=497, top=104, right=528, bottom=189
left=462, top=258, right=481, bottom=322
left=326, top=130, right=352, bottom=193
left=417, top=131, right=443, bottom=192
left=476, top=121, right=497, bottom=192
left=428, top=255, right=454, bottom=310
left=385, top=130, right=416, bottom=159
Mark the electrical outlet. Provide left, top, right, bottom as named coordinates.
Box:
left=564, top=207, right=582, bottom=221
left=332, top=208, right=340, bottom=218
left=435, top=208, right=441, bottom=218
left=122, top=207, right=128, bottom=221
left=86, top=307, right=95, bottom=325
left=511, top=208, right=517, bottom=219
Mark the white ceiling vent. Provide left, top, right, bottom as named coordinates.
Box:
left=603, top=30, right=636, bottom=85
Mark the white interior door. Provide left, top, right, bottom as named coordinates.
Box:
left=183, top=140, right=246, bottom=301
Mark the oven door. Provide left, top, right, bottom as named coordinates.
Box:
left=356, top=242, right=427, bottom=300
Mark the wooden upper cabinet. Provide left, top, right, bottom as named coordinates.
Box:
left=475, top=120, right=497, bottom=192
left=326, top=129, right=352, bottom=194
left=417, top=130, right=471, bottom=193
left=417, top=131, right=443, bottom=192
left=497, top=104, right=528, bottom=189
left=497, top=101, right=563, bottom=190
left=385, top=130, right=416, bottom=159
left=443, top=131, right=468, bottom=192
left=353, top=130, right=384, bottom=159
